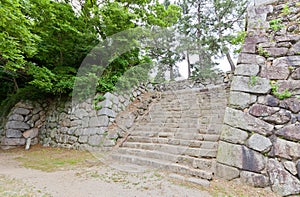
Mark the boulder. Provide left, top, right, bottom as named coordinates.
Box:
left=5, top=121, right=30, bottom=131
left=240, top=171, right=270, bottom=188
left=23, top=128, right=39, bottom=138
left=247, top=134, right=272, bottom=152
left=267, top=159, right=300, bottom=196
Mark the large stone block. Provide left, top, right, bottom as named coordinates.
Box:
left=277, top=80, right=300, bottom=95
left=217, top=141, right=266, bottom=172
left=272, top=137, right=300, bottom=160
left=229, top=91, right=257, bottom=109
left=276, top=124, right=300, bottom=141
left=89, top=116, right=109, bottom=127
left=23, top=128, right=39, bottom=138
left=267, top=159, right=300, bottom=196
left=5, top=121, right=30, bottom=131
left=1, top=137, right=26, bottom=146
left=231, top=76, right=271, bottom=94
left=264, top=47, right=288, bottom=57
left=223, top=108, right=274, bottom=135
left=249, top=104, right=279, bottom=117
left=260, top=63, right=290, bottom=80
left=235, top=64, right=260, bottom=76
left=97, top=108, right=116, bottom=118
left=280, top=98, right=300, bottom=113
left=8, top=114, right=24, bottom=122
left=6, top=129, right=23, bottom=138
left=73, top=108, right=89, bottom=119
left=220, top=125, right=248, bottom=144
left=215, top=163, right=240, bottom=180
left=237, top=54, right=266, bottom=65
left=13, top=108, right=30, bottom=115
left=273, top=56, right=300, bottom=68
left=88, top=135, right=102, bottom=146
left=247, top=133, right=272, bottom=152
left=262, top=110, right=291, bottom=125
left=240, top=171, right=270, bottom=188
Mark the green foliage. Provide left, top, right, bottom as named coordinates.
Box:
left=230, top=31, right=247, bottom=53
left=248, top=76, right=258, bottom=87
left=269, top=19, right=285, bottom=31
left=270, top=81, right=292, bottom=100
left=257, top=46, right=270, bottom=57
left=93, top=95, right=106, bottom=110
left=281, top=3, right=290, bottom=16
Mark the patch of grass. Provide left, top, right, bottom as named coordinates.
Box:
left=269, top=19, right=285, bottom=31
left=13, top=145, right=94, bottom=172
left=0, top=175, right=51, bottom=196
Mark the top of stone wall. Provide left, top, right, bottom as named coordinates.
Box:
left=251, top=0, right=277, bottom=6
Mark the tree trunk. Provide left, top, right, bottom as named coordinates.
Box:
left=187, top=51, right=191, bottom=78
left=170, top=64, right=174, bottom=81
left=226, top=52, right=235, bottom=72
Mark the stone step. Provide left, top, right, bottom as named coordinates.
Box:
left=111, top=154, right=213, bottom=180
left=126, top=136, right=218, bottom=149
left=129, top=131, right=220, bottom=141
left=122, top=142, right=217, bottom=158
left=131, top=126, right=221, bottom=135
left=117, top=148, right=215, bottom=171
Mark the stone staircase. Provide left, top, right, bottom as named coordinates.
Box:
left=111, top=86, right=228, bottom=184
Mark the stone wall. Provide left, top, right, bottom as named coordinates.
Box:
left=216, top=0, right=300, bottom=196
left=1, top=74, right=229, bottom=150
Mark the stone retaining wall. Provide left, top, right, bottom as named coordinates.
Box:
left=1, top=74, right=229, bottom=150
left=216, top=0, right=300, bottom=196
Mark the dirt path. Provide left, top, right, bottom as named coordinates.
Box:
left=0, top=153, right=211, bottom=197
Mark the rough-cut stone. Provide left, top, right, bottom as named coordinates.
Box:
left=283, top=161, right=297, bottom=175
left=217, top=141, right=265, bottom=172
left=74, top=108, right=88, bottom=119
left=241, top=44, right=256, bottom=53
left=276, top=124, right=300, bottom=141
left=5, top=121, right=30, bottom=131
left=215, top=163, right=240, bottom=180
left=1, top=137, right=26, bottom=146
left=281, top=98, right=300, bottom=113
left=103, top=139, right=116, bottom=147
left=267, top=159, right=300, bottom=196
left=244, top=35, right=269, bottom=44
left=231, top=76, right=271, bottom=94
left=272, top=138, right=300, bottom=160
left=273, top=56, right=300, bottom=68
left=89, top=116, right=109, bottom=127
left=88, top=135, right=102, bottom=146
left=264, top=47, right=288, bottom=57
left=257, top=95, right=279, bottom=107
left=289, top=41, right=300, bottom=55
left=23, top=128, right=39, bottom=138
left=229, top=92, right=257, bottom=109
left=97, top=108, right=116, bottom=118
left=240, top=171, right=270, bottom=188
left=249, top=104, right=279, bottom=117
left=6, top=129, right=23, bottom=138
left=262, top=110, right=291, bottom=125
left=247, top=134, right=272, bottom=152
left=13, top=108, right=30, bottom=115
left=223, top=108, right=274, bottom=135
left=291, top=68, right=300, bottom=80
left=220, top=125, right=248, bottom=144
left=78, top=136, right=88, bottom=143
left=237, top=54, right=266, bottom=65
left=235, top=64, right=260, bottom=76
left=260, top=63, right=290, bottom=80
left=277, top=80, right=300, bottom=94
left=99, top=99, right=113, bottom=109
left=8, top=114, right=24, bottom=121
